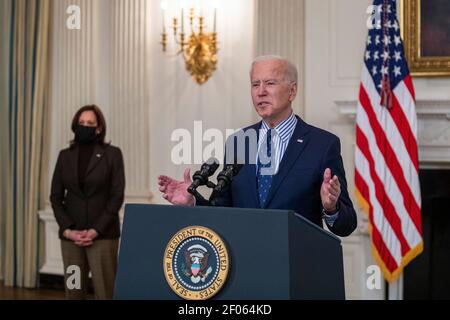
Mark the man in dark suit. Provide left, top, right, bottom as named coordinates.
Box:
left=158, top=55, right=357, bottom=237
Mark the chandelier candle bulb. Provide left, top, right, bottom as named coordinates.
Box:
left=213, top=8, right=216, bottom=33
left=160, top=0, right=167, bottom=33
left=181, top=8, right=184, bottom=34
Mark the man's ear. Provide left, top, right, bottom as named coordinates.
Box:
left=289, top=82, right=298, bottom=102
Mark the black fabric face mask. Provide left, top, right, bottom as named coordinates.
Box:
left=75, top=125, right=98, bottom=144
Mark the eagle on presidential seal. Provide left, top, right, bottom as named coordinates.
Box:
left=182, top=244, right=213, bottom=284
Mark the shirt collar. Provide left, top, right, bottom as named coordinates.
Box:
left=261, top=112, right=297, bottom=143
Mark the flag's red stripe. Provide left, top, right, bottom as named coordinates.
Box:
left=371, top=219, right=399, bottom=273
left=360, top=85, right=422, bottom=234
left=355, top=168, right=398, bottom=272
left=391, top=89, right=419, bottom=171
left=355, top=169, right=370, bottom=201
left=356, top=126, right=410, bottom=256
left=403, top=75, right=416, bottom=101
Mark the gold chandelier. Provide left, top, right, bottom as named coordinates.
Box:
left=160, top=1, right=218, bottom=85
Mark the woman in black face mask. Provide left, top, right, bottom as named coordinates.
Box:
left=74, top=123, right=98, bottom=144
left=50, top=105, right=125, bottom=300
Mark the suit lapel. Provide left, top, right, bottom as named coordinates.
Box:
left=85, top=144, right=105, bottom=178
left=263, top=117, right=310, bottom=208
left=68, top=146, right=83, bottom=195
left=241, top=122, right=261, bottom=207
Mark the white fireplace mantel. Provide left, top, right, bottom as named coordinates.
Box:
left=336, top=99, right=450, bottom=169
left=336, top=99, right=450, bottom=119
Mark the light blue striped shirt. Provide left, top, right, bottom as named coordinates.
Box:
left=257, top=112, right=339, bottom=227
left=257, top=112, right=297, bottom=175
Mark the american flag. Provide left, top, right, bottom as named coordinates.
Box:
left=355, top=0, right=423, bottom=282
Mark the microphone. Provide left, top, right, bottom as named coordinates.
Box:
left=214, top=163, right=243, bottom=192
left=187, top=157, right=220, bottom=195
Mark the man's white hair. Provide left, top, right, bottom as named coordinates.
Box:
left=250, top=55, right=298, bottom=83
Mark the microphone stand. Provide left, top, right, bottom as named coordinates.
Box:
left=187, top=179, right=217, bottom=200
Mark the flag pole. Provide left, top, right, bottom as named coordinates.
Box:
left=388, top=273, right=404, bottom=300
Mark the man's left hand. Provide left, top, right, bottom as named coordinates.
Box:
left=321, top=168, right=341, bottom=213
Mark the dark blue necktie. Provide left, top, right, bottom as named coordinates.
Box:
left=257, top=129, right=274, bottom=207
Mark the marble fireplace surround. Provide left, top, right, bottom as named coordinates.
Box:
left=336, top=99, right=450, bottom=169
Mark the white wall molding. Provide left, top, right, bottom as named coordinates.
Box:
left=328, top=0, right=371, bottom=88
left=109, top=0, right=152, bottom=203
left=255, top=0, right=305, bottom=116
left=48, top=0, right=98, bottom=189
left=38, top=209, right=64, bottom=275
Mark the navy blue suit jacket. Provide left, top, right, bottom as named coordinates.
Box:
left=196, top=116, right=357, bottom=237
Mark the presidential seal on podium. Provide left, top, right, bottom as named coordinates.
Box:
left=163, top=226, right=230, bottom=300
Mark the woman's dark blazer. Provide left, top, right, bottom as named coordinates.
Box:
left=50, top=143, right=125, bottom=239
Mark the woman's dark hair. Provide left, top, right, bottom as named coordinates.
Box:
left=70, top=104, right=109, bottom=146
